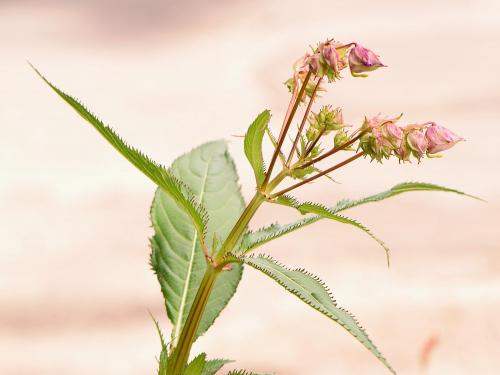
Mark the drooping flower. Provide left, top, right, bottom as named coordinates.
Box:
left=425, top=122, right=464, bottom=154
left=348, top=44, right=386, bottom=77
left=319, top=41, right=348, bottom=74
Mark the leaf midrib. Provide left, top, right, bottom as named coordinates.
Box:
left=172, top=154, right=213, bottom=345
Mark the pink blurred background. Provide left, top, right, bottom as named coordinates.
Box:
left=1, top=0, right=499, bottom=374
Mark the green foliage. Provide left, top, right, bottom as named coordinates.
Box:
left=157, top=350, right=168, bottom=375
left=202, top=359, right=233, bottom=375
left=331, top=181, right=481, bottom=212
left=275, top=196, right=390, bottom=264
left=183, top=353, right=232, bottom=375
left=244, top=110, right=271, bottom=186
left=227, top=372, right=271, bottom=375
left=295, top=202, right=390, bottom=266
left=241, top=255, right=395, bottom=374
left=150, top=312, right=168, bottom=352
left=32, top=65, right=209, bottom=248
left=185, top=353, right=207, bottom=375
left=267, top=182, right=478, bottom=264
left=239, top=217, right=318, bottom=255
left=150, top=141, right=245, bottom=346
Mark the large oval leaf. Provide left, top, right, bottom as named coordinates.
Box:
left=150, top=141, right=245, bottom=345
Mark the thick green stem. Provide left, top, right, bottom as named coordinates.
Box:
left=168, top=266, right=218, bottom=374
left=167, top=171, right=289, bottom=374
left=216, top=192, right=266, bottom=261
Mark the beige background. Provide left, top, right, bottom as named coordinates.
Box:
left=1, top=0, right=499, bottom=374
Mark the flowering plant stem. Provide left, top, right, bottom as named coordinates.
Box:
left=169, top=171, right=288, bottom=374
left=32, top=37, right=472, bottom=375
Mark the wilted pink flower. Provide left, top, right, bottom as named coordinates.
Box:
left=319, top=41, right=347, bottom=74
left=348, top=44, right=386, bottom=77
left=407, top=127, right=428, bottom=160
left=380, top=121, right=403, bottom=148
left=293, top=53, right=311, bottom=76
left=400, top=124, right=428, bottom=162
left=306, top=53, right=321, bottom=75
left=425, top=122, right=464, bottom=154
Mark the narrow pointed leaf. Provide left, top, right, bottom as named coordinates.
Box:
left=202, top=359, right=233, bottom=375
left=274, top=196, right=390, bottom=263
left=32, top=65, right=207, bottom=245
left=239, top=216, right=317, bottom=255
left=244, top=110, right=271, bottom=186
left=331, top=181, right=481, bottom=213
left=149, top=312, right=168, bottom=352
left=185, top=353, right=207, bottom=375
left=150, top=141, right=244, bottom=346
left=241, top=255, right=395, bottom=374
left=157, top=350, right=168, bottom=375
left=296, top=203, right=390, bottom=266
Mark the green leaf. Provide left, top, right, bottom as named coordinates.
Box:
left=274, top=197, right=390, bottom=264
left=241, top=255, right=395, bottom=374
left=32, top=65, right=208, bottom=247
left=157, top=350, right=168, bottom=375
left=202, top=359, right=233, bottom=375
left=149, top=312, right=168, bottom=352
left=185, top=353, right=207, bottom=375
left=239, top=216, right=317, bottom=255
left=295, top=202, right=390, bottom=266
left=244, top=110, right=271, bottom=186
left=227, top=371, right=273, bottom=375
left=331, top=181, right=481, bottom=213
left=150, top=141, right=244, bottom=346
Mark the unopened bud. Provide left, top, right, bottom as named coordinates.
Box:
left=348, top=44, right=386, bottom=77
left=425, top=122, right=464, bottom=154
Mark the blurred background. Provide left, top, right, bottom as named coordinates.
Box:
left=1, top=0, right=499, bottom=374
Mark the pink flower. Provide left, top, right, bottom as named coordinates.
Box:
left=407, top=126, right=428, bottom=160
left=319, top=41, right=347, bottom=75
left=425, top=122, right=464, bottom=154
left=400, top=124, right=428, bottom=162
left=380, top=121, right=403, bottom=148
left=348, top=44, right=386, bottom=77
left=359, top=114, right=403, bottom=161
left=306, top=53, right=321, bottom=75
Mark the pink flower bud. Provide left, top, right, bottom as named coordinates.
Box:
left=359, top=114, right=403, bottom=161
left=348, top=44, right=386, bottom=77
left=425, top=122, right=464, bottom=154
left=380, top=121, right=403, bottom=148
left=401, top=124, right=428, bottom=162
left=319, top=41, right=346, bottom=75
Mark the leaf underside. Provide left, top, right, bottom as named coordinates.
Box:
left=150, top=141, right=245, bottom=345
left=241, top=255, right=396, bottom=374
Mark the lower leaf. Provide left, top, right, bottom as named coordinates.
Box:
left=240, top=255, right=396, bottom=374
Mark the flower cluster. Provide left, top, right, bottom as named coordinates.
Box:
left=358, top=116, right=464, bottom=162
left=294, top=39, right=386, bottom=82
left=306, top=106, right=347, bottom=141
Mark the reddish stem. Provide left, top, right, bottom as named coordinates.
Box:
left=300, top=132, right=363, bottom=169
left=270, top=152, right=364, bottom=198
left=286, top=77, right=323, bottom=166
left=262, top=71, right=312, bottom=189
